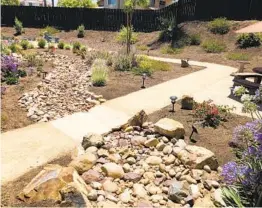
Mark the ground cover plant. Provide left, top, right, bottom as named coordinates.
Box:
left=38, top=38, right=46, bottom=48
left=227, top=52, right=250, bottom=61
left=201, top=39, right=226, bottom=53
left=58, top=41, right=65, bottom=49
left=20, top=39, right=29, bottom=50
left=117, top=26, right=138, bottom=44
left=208, top=17, right=230, bottom=35
left=40, top=26, right=59, bottom=36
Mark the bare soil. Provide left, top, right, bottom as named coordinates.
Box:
left=1, top=154, right=72, bottom=207
left=148, top=102, right=251, bottom=165
left=90, top=64, right=203, bottom=100
left=2, top=20, right=261, bottom=71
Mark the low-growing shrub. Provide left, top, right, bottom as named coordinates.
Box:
left=40, top=26, right=59, bottom=36
left=58, top=41, right=65, bottom=49
left=18, top=69, right=27, bottom=77
left=9, top=43, right=22, bottom=53
left=236, top=33, right=261, bottom=48
left=80, top=46, right=87, bottom=52
left=201, top=39, right=226, bottom=53
left=25, top=53, right=43, bottom=67
left=227, top=52, right=250, bottom=61
left=20, top=39, right=29, bottom=50
left=208, top=17, right=230, bottom=35
left=86, top=51, right=113, bottom=66
left=64, top=44, right=71, bottom=50
left=6, top=76, right=18, bottom=85
left=72, top=41, right=81, bottom=51
left=38, top=38, right=46, bottom=48
left=193, top=100, right=234, bottom=128
left=189, top=33, right=201, bottom=45
left=134, top=56, right=171, bottom=76
left=77, top=24, right=85, bottom=38
left=137, top=45, right=149, bottom=51
left=48, top=43, right=56, bottom=49
left=161, top=46, right=182, bottom=54
left=14, top=17, right=24, bottom=35
left=113, top=54, right=134, bottom=71
left=28, top=43, right=34, bottom=49
left=159, top=17, right=176, bottom=42
left=91, top=59, right=108, bottom=86
left=117, top=26, right=138, bottom=44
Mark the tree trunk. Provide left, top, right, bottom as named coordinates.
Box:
left=52, top=0, right=54, bottom=7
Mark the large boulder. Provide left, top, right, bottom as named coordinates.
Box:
left=177, top=145, right=219, bottom=170
left=17, top=165, right=91, bottom=207
left=128, top=110, right=148, bottom=127
left=69, top=153, right=97, bottom=174
left=82, top=133, right=104, bottom=150
left=101, top=163, right=125, bottom=178
left=154, top=118, right=185, bottom=138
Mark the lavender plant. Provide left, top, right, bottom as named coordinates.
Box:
left=222, top=120, right=262, bottom=207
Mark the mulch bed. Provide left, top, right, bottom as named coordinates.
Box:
left=89, top=64, right=203, bottom=100
left=147, top=102, right=251, bottom=165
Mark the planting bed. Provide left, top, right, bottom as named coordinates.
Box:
left=147, top=102, right=251, bottom=165
left=90, top=64, right=203, bottom=100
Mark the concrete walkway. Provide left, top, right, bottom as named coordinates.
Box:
left=1, top=57, right=252, bottom=184
left=236, top=21, right=262, bottom=33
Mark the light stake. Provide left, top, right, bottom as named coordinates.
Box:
left=141, top=73, right=146, bottom=89
left=170, top=96, right=177, bottom=112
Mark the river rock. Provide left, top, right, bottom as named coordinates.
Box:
left=81, top=169, right=103, bottom=184
left=101, top=163, right=124, bottom=178
left=133, top=184, right=148, bottom=199
left=145, top=156, right=162, bottom=165
left=69, top=153, right=97, bottom=174
left=102, top=180, right=118, bottom=193
left=82, top=133, right=104, bottom=149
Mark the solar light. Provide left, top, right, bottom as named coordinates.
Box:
left=189, top=125, right=198, bottom=143
left=170, top=96, right=177, bottom=112
left=141, top=73, right=146, bottom=89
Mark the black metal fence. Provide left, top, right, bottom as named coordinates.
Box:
left=1, top=0, right=262, bottom=32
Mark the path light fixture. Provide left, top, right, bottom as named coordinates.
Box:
left=141, top=73, right=146, bottom=89
left=189, top=125, right=198, bottom=143
left=170, top=96, right=177, bottom=112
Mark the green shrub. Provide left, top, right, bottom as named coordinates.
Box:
left=161, top=46, right=182, bottom=54
left=236, top=33, right=261, bottom=48
left=226, top=52, right=250, bottom=61
left=40, top=26, right=59, bottom=36
left=137, top=45, right=149, bottom=51
left=20, top=39, right=29, bottom=50
left=208, top=17, right=230, bottom=35
left=28, top=43, right=34, bottom=49
left=64, top=44, right=71, bottom=50
left=2, top=47, right=12, bottom=55
left=14, top=17, right=24, bottom=35
left=6, top=76, right=18, bottom=85
left=159, top=17, right=176, bottom=42
left=113, top=54, right=134, bottom=71
left=86, top=51, right=113, bottom=66
left=91, top=59, right=108, bottom=86
left=58, top=41, right=65, bottom=49
left=189, top=33, right=201, bottom=45
left=9, top=43, right=22, bottom=53
left=77, top=24, right=85, bottom=38
left=201, top=39, right=226, bottom=53
left=134, top=56, right=171, bottom=76
left=117, top=26, right=138, bottom=44
left=72, top=41, right=81, bottom=51
left=80, top=45, right=87, bottom=52
left=18, top=69, right=27, bottom=77
left=38, top=38, right=46, bottom=48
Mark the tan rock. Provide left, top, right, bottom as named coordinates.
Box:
left=154, top=118, right=185, bottom=138
left=101, top=163, right=124, bottom=178
left=69, top=152, right=97, bottom=174
left=128, top=110, right=148, bottom=127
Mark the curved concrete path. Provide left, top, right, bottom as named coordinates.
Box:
left=1, top=57, right=253, bottom=184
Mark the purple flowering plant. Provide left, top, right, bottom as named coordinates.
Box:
left=1, top=55, right=18, bottom=78
left=221, top=120, right=262, bottom=207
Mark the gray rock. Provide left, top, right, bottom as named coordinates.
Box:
left=168, top=181, right=188, bottom=203
left=82, top=133, right=104, bottom=149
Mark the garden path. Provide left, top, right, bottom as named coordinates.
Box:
left=1, top=57, right=256, bottom=184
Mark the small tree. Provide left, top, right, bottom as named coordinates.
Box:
left=57, top=0, right=97, bottom=8
left=124, top=0, right=148, bottom=54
